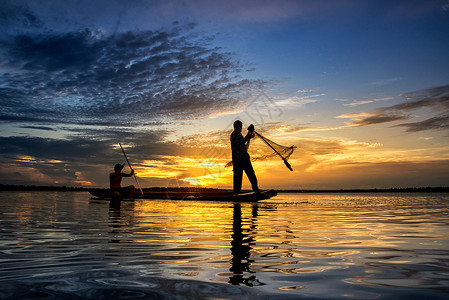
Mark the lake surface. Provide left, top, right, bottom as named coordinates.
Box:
left=1, top=191, right=448, bottom=299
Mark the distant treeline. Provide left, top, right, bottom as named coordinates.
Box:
left=0, top=185, right=226, bottom=192
left=1, top=184, right=448, bottom=193
left=278, top=187, right=449, bottom=193
left=0, top=184, right=85, bottom=191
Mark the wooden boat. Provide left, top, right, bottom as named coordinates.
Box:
left=89, top=189, right=277, bottom=202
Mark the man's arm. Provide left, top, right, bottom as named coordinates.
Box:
left=243, top=124, right=255, bottom=141
left=243, top=132, right=254, bottom=141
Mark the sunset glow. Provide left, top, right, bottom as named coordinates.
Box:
left=0, top=1, right=448, bottom=189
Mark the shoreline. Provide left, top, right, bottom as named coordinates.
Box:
left=1, top=184, right=448, bottom=193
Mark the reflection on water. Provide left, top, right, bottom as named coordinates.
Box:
left=0, top=191, right=449, bottom=299
left=229, top=204, right=265, bottom=286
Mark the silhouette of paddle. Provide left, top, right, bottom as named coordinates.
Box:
left=119, top=143, right=144, bottom=196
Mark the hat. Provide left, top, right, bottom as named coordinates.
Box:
left=114, top=163, right=125, bottom=171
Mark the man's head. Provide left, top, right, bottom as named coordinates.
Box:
left=114, top=163, right=125, bottom=172
left=233, top=120, right=243, bottom=132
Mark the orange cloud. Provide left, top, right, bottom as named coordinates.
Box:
left=0, top=163, right=55, bottom=185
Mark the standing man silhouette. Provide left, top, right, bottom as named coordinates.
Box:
left=230, top=120, right=260, bottom=194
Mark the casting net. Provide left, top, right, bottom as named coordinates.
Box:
left=225, top=131, right=296, bottom=171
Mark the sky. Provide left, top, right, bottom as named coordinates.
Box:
left=1, top=0, right=448, bottom=189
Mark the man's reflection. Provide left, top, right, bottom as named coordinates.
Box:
left=229, top=203, right=265, bottom=286
left=109, top=198, right=122, bottom=211
left=108, top=200, right=135, bottom=243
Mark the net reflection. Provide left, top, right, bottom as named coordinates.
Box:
left=229, top=203, right=265, bottom=286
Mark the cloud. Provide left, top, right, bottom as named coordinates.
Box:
left=20, top=125, right=56, bottom=131
left=338, top=84, right=449, bottom=132
left=0, top=126, right=189, bottom=186
left=0, top=162, right=54, bottom=185
left=0, top=2, right=45, bottom=34
left=394, top=85, right=449, bottom=110
left=393, top=115, right=449, bottom=132
left=342, top=113, right=410, bottom=127
left=0, top=22, right=263, bottom=127
left=275, top=93, right=324, bottom=107
left=0, top=4, right=270, bottom=187
left=299, top=160, right=449, bottom=189
left=0, top=136, right=112, bottom=163
left=343, top=97, right=393, bottom=107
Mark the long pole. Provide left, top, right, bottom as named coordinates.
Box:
left=119, top=143, right=144, bottom=195
left=254, top=131, right=293, bottom=171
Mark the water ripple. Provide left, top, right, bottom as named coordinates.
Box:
left=1, top=191, right=449, bottom=298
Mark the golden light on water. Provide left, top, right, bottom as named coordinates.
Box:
left=125, top=193, right=434, bottom=253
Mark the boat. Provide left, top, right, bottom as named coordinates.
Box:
left=89, top=188, right=277, bottom=202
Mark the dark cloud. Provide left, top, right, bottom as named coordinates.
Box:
left=0, top=136, right=111, bottom=162
left=20, top=125, right=56, bottom=131
left=0, top=135, right=108, bottom=185
left=0, top=22, right=263, bottom=126
left=393, top=115, right=449, bottom=132
left=0, top=8, right=266, bottom=186
left=350, top=113, right=410, bottom=127
left=393, top=84, right=449, bottom=111
left=0, top=128, right=187, bottom=186
left=0, top=2, right=44, bottom=33
left=345, top=84, right=449, bottom=133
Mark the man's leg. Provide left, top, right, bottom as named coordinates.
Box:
left=243, top=160, right=259, bottom=192
left=233, top=164, right=243, bottom=194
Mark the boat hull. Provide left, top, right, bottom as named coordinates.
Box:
left=89, top=189, right=277, bottom=202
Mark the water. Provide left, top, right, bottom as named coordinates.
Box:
left=1, top=191, right=448, bottom=299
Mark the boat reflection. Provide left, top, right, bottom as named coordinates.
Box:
left=229, top=203, right=265, bottom=286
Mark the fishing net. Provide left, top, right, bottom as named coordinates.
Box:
left=225, top=131, right=296, bottom=171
